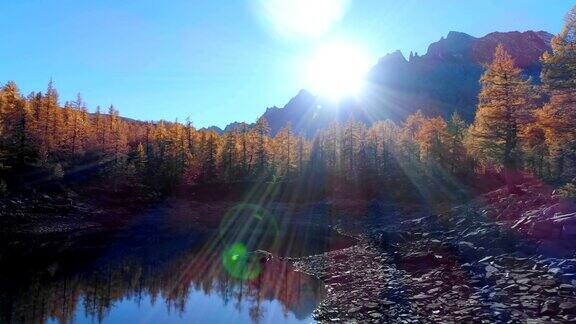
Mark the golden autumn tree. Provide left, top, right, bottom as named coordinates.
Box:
left=273, top=122, right=295, bottom=176
left=414, top=116, right=447, bottom=167
left=445, top=112, right=468, bottom=174
left=369, top=120, right=401, bottom=178
left=65, top=94, right=91, bottom=158
left=521, top=121, right=548, bottom=178
left=105, top=105, right=128, bottom=159
left=0, top=81, right=35, bottom=168
left=294, top=132, right=309, bottom=176
left=38, top=80, right=61, bottom=157
left=341, top=118, right=362, bottom=178
left=236, top=123, right=252, bottom=178
left=401, top=110, right=426, bottom=166
left=536, top=5, right=576, bottom=180
left=201, top=130, right=219, bottom=182
left=221, top=131, right=238, bottom=182
left=92, top=106, right=106, bottom=154
left=467, top=44, right=532, bottom=191
left=322, top=122, right=339, bottom=174
left=252, top=117, right=270, bottom=174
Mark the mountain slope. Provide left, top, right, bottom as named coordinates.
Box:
left=225, top=30, right=553, bottom=137
left=367, top=30, right=552, bottom=122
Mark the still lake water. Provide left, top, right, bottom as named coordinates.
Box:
left=0, top=201, right=353, bottom=323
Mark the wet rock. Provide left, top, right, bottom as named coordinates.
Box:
left=478, top=256, right=493, bottom=263
left=251, top=249, right=273, bottom=262
left=295, top=195, right=576, bottom=323
left=411, top=293, right=431, bottom=300
left=560, top=302, right=576, bottom=313
left=485, top=265, right=498, bottom=279
left=377, top=231, right=409, bottom=247
left=458, top=241, right=476, bottom=250
left=348, top=306, right=362, bottom=314
left=559, top=283, right=574, bottom=290
left=402, top=251, right=446, bottom=270
left=541, top=301, right=559, bottom=315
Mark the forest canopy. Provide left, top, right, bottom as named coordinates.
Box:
left=1, top=7, right=576, bottom=198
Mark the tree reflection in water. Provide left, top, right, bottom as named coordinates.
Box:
left=0, top=228, right=325, bottom=323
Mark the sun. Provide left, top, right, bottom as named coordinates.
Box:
left=303, top=42, right=373, bottom=100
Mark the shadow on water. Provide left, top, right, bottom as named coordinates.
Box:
left=0, top=200, right=355, bottom=324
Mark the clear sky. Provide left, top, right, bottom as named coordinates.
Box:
left=0, top=0, right=573, bottom=128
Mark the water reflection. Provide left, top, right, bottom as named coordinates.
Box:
left=0, top=210, right=341, bottom=323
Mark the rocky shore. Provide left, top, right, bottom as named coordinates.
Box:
left=2, top=180, right=576, bottom=322
left=291, top=183, right=576, bottom=323
left=0, top=186, right=162, bottom=261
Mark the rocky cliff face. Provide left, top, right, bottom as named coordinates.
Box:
left=367, top=30, right=552, bottom=123
left=225, top=30, right=553, bottom=137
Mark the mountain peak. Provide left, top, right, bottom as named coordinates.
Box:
left=379, top=50, right=407, bottom=64
left=219, top=29, right=553, bottom=138
left=446, top=31, right=476, bottom=40
left=426, top=31, right=476, bottom=60
left=423, top=30, right=552, bottom=67
left=470, top=30, right=553, bottom=67
left=200, top=125, right=224, bottom=134
left=296, top=89, right=315, bottom=98
left=224, top=121, right=250, bottom=133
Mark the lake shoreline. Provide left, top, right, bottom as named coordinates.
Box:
left=289, top=193, right=576, bottom=323
left=2, top=181, right=576, bottom=322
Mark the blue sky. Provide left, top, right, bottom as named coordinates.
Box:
left=0, top=1, right=573, bottom=128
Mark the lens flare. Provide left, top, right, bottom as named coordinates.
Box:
left=219, top=203, right=280, bottom=251
left=303, top=41, right=373, bottom=100
left=254, top=0, right=350, bottom=40
left=219, top=204, right=280, bottom=279
left=222, top=243, right=261, bottom=280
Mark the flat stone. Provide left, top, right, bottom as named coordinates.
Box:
left=529, top=285, right=542, bottom=292
left=559, top=284, right=574, bottom=290
left=458, top=241, right=476, bottom=249
left=503, top=284, right=517, bottom=291
left=479, top=256, right=493, bottom=263
left=348, top=306, right=362, bottom=314
left=541, top=301, right=558, bottom=315
left=428, top=287, right=441, bottom=294
left=485, top=265, right=498, bottom=279
left=412, top=293, right=431, bottom=300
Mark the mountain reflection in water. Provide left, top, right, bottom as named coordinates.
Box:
left=0, top=202, right=354, bottom=323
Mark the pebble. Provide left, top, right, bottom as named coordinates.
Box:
left=294, top=198, right=576, bottom=323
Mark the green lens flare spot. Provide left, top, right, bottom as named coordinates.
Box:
left=253, top=211, right=263, bottom=220
left=218, top=204, right=280, bottom=252
left=222, top=243, right=261, bottom=280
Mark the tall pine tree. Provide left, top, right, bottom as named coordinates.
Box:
left=536, top=5, right=576, bottom=180
left=468, top=44, right=531, bottom=191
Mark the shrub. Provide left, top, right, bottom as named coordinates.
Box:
left=553, top=182, right=576, bottom=200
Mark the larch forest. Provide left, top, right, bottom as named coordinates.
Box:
left=2, top=3, right=576, bottom=324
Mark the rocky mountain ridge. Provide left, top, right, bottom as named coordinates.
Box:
left=215, top=30, right=553, bottom=137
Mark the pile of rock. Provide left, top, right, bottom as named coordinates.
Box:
left=292, top=194, right=576, bottom=322
left=480, top=180, right=576, bottom=242
left=0, top=193, right=101, bottom=235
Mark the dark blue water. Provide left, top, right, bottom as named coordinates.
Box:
left=0, top=201, right=353, bottom=323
